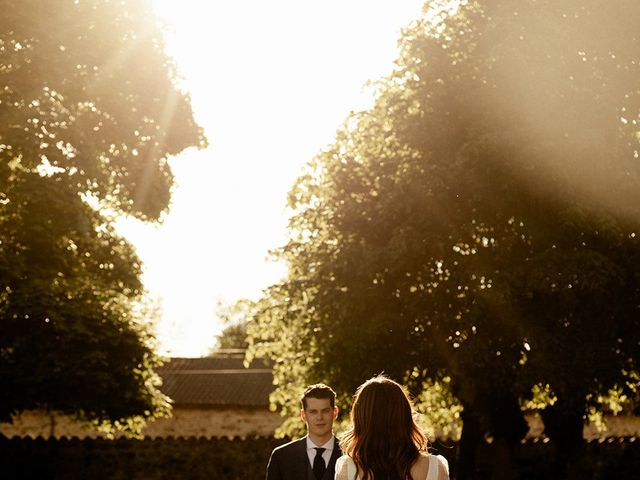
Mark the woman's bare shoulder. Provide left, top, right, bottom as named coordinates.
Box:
left=410, top=453, right=430, bottom=478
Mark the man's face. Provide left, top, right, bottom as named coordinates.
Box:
left=301, top=397, right=338, bottom=440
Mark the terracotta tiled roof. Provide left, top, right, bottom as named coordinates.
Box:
left=157, top=351, right=275, bottom=408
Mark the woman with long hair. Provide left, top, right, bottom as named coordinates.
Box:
left=334, top=375, right=449, bottom=480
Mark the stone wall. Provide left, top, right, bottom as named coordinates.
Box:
left=3, top=408, right=638, bottom=441
left=0, top=410, right=97, bottom=439
left=143, top=407, right=282, bottom=438
left=0, top=407, right=282, bottom=439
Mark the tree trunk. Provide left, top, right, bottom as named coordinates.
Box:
left=457, top=408, right=483, bottom=480
left=542, top=405, right=584, bottom=479
left=486, top=394, right=529, bottom=480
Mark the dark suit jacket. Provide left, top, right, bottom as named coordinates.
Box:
left=266, top=436, right=342, bottom=480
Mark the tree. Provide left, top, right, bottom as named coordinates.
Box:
left=0, top=0, right=206, bottom=434
left=248, top=0, right=640, bottom=477
left=210, top=300, right=251, bottom=352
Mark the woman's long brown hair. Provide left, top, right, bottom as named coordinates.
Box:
left=340, top=375, right=428, bottom=480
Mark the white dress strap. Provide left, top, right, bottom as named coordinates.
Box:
left=334, top=456, right=357, bottom=480
left=347, top=457, right=356, bottom=480
left=426, top=454, right=440, bottom=480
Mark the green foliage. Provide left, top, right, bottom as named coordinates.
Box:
left=0, top=0, right=206, bottom=433
left=248, top=0, right=640, bottom=446
left=246, top=286, right=322, bottom=438
left=210, top=300, right=252, bottom=351
left=411, top=374, right=463, bottom=440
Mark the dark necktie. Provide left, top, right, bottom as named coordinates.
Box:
left=313, top=447, right=326, bottom=480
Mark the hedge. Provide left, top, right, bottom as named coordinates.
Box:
left=1, top=435, right=638, bottom=479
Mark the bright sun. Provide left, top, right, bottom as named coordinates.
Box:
left=118, top=0, right=426, bottom=357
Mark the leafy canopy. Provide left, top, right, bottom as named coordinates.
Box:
left=0, top=0, right=206, bottom=434
left=248, top=0, right=640, bottom=438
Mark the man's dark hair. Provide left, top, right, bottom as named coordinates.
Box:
left=301, top=383, right=336, bottom=410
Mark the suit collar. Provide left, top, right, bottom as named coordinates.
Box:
left=306, top=434, right=337, bottom=450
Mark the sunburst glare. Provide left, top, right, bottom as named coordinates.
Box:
left=118, top=0, right=426, bottom=356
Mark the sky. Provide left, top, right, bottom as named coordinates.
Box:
left=118, top=0, right=427, bottom=357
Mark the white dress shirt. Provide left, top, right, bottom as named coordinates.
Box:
left=306, top=435, right=335, bottom=469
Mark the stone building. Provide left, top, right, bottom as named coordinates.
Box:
left=144, top=352, right=281, bottom=438
left=0, top=350, right=282, bottom=439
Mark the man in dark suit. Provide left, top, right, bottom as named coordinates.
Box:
left=266, top=383, right=341, bottom=480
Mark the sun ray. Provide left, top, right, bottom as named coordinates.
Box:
left=122, top=0, right=426, bottom=356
